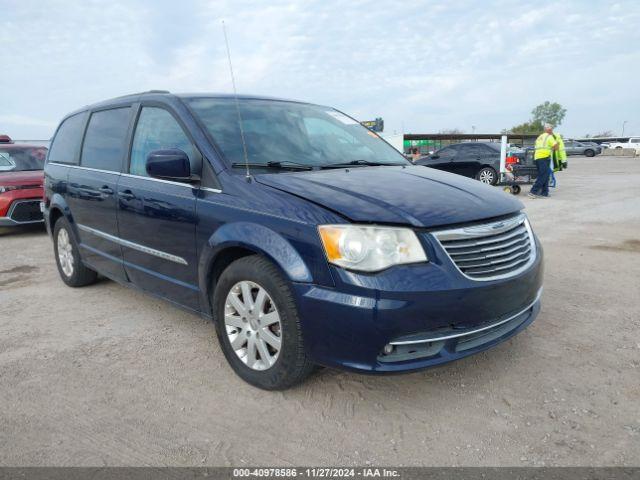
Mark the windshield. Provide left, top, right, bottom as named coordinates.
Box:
left=0, top=147, right=47, bottom=172
left=186, top=98, right=408, bottom=169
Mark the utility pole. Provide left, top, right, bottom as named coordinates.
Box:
left=622, top=120, right=628, bottom=137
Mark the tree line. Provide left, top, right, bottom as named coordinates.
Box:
left=441, top=101, right=617, bottom=137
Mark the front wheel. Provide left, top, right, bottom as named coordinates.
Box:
left=212, top=255, right=314, bottom=390
left=53, top=217, right=98, bottom=287
left=584, top=149, right=595, bottom=157
left=476, top=166, right=497, bottom=185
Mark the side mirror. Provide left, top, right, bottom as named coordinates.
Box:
left=431, top=154, right=440, bottom=160
left=145, top=149, right=198, bottom=182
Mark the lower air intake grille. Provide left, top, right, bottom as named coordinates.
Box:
left=432, top=213, right=535, bottom=280
left=9, top=200, right=43, bottom=223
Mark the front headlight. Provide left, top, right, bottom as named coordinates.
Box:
left=318, top=225, right=427, bottom=272
left=0, top=186, right=18, bottom=194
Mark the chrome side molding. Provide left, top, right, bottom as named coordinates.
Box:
left=77, top=224, right=188, bottom=266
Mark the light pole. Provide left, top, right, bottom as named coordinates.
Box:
left=622, top=120, right=628, bottom=136
left=472, top=125, right=476, bottom=135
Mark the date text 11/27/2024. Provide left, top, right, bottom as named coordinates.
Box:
left=232, top=468, right=400, bottom=478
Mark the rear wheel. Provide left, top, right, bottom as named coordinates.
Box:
left=53, top=217, right=98, bottom=287
left=212, top=255, right=314, bottom=390
left=476, top=166, right=497, bottom=185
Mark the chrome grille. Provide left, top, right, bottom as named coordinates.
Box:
left=432, top=213, right=535, bottom=280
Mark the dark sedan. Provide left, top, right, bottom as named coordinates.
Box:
left=415, top=142, right=516, bottom=185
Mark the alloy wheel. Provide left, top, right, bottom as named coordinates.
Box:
left=479, top=169, right=495, bottom=184
left=57, top=228, right=74, bottom=277
left=224, top=281, right=282, bottom=371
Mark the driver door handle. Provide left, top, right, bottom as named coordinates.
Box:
left=99, top=186, right=114, bottom=195
left=118, top=190, right=135, bottom=200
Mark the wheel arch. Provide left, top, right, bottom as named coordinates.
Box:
left=198, top=222, right=315, bottom=317
left=47, top=194, right=81, bottom=243
left=48, top=206, right=63, bottom=230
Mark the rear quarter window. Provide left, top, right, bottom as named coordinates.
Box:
left=47, top=112, right=87, bottom=164
left=81, top=107, right=132, bottom=172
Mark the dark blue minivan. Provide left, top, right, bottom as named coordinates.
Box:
left=44, top=91, right=543, bottom=389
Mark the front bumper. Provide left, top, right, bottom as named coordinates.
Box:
left=293, top=235, right=544, bottom=373
left=0, top=199, right=44, bottom=227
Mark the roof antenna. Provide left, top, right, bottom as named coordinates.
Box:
left=222, top=20, right=251, bottom=181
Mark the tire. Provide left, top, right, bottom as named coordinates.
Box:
left=615, top=146, right=622, bottom=149
left=212, top=255, right=314, bottom=390
left=584, top=149, right=595, bottom=157
left=476, top=166, right=497, bottom=185
left=53, top=217, right=98, bottom=287
left=512, top=185, right=521, bottom=195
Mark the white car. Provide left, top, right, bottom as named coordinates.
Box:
left=608, top=137, right=640, bottom=149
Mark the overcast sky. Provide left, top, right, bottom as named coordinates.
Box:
left=1, top=0, right=639, bottom=140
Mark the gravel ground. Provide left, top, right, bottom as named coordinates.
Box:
left=0, top=156, right=638, bottom=467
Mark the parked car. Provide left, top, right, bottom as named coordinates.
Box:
left=414, top=142, right=523, bottom=185
left=508, top=143, right=525, bottom=154
left=563, top=140, right=601, bottom=157
left=608, top=137, right=640, bottom=150
left=0, top=136, right=47, bottom=227
left=44, top=91, right=543, bottom=390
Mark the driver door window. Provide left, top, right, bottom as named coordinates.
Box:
left=130, top=107, right=198, bottom=177
left=429, top=146, right=457, bottom=171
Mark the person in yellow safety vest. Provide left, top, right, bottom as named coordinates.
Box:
left=529, top=123, right=559, bottom=198
left=552, top=133, right=567, bottom=172
left=548, top=133, right=566, bottom=188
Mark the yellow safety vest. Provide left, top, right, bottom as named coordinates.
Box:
left=554, top=134, right=567, bottom=162
left=551, top=134, right=567, bottom=172
left=534, top=133, right=558, bottom=160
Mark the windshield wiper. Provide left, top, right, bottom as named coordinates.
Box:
left=320, top=160, right=402, bottom=169
left=231, top=161, right=314, bottom=171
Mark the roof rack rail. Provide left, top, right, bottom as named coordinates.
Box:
left=110, top=90, right=171, bottom=101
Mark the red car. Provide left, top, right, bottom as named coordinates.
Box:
left=0, top=135, right=47, bottom=227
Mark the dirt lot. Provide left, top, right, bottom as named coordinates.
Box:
left=0, top=156, right=639, bottom=467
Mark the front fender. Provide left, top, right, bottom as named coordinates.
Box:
left=204, top=221, right=313, bottom=280
left=198, top=222, right=320, bottom=310
left=215, top=222, right=313, bottom=280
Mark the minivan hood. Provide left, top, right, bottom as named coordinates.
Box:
left=255, top=165, right=523, bottom=228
